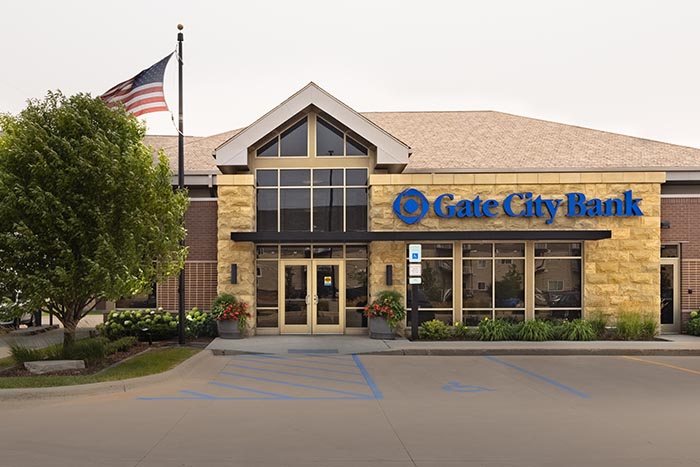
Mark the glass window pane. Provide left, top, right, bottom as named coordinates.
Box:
left=346, top=169, right=368, bottom=186
left=256, top=245, right=278, bottom=259
left=313, top=188, right=343, bottom=232
left=256, top=189, right=277, bottom=232
left=256, top=309, right=278, bottom=328
left=494, top=259, right=525, bottom=308
left=463, top=310, right=491, bottom=326
left=535, top=242, right=582, bottom=257
left=280, top=118, right=308, bottom=156
left=281, top=245, right=311, bottom=258
left=406, top=259, right=453, bottom=309
left=280, top=188, right=310, bottom=231
left=316, top=117, right=345, bottom=157
left=346, top=136, right=368, bottom=156
left=312, top=245, right=343, bottom=258
left=346, top=188, right=367, bottom=232
left=495, top=243, right=525, bottom=257
left=535, top=310, right=582, bottom=321
left=462, top=243, right=492, bottom=257
left=280, top=169, right=311, bottom=186
left=256, top=262, right=278, bottom=308
left=346, top=245, right=368, bottom=258
left=346, top=260, right=368, bottom=309
left=534, top=259, right=581, bottom=308
left=346, top=308, right=367, bottom=328
left=661, top=245, right=679, bottom=258
left=313, top=169, right=344, bottom=186
left=256, top=137, right=278, bottom=157
left=256, top=170, right=277, bottom=187
left=463, top=259, right=492, bottom=308
left=495, top=310, right=525, bottom=322
left=417, top=244, right=453, bottom=258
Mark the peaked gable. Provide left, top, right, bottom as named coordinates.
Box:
left=215, top=82, right=410, bottom=171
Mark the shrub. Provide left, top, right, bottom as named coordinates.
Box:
left=478, top=318, right=516, bottom=341
left=185, top=308, right=217, bottom=338
left=10, top=344, right=46, bottom=365
left=615, top=312, right=657, bottom=340
left=97, top=309, right=179, bottom=341
left=419, top=319, right=450, bottom=340
left=687, top=310, right=700, bottom=336
left=517, top=319, right=553, bottom=341
left=451, top=322, right=473, bottom=340
left=62, top=338, right=108, bottom=366
left=104, top=336, right=138, bottom=355
left=587, top=311, right=609, bottom=339
left=560, top=319, right=596, bottom=341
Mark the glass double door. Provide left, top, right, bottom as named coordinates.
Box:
left=660, top=259, right=680, bottom=333
left=280, top=260, right=344, bottom=334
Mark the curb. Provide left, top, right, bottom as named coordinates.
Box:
left=0, top=347, right=210, bottom=401
left=359, top=348, right=700, bottom=356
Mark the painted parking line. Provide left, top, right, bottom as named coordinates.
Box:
left=484, top=356, right=591, bottom=399
left=137, top=354, right=382, bottom=401
left=621, top=356, right=700, bottom=376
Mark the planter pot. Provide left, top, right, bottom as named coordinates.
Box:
left=217, top=319, right=242, bottom=339
left=369, top=316, right=395, bottom=340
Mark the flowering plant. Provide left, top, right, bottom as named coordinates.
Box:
left=211, top=293, right=251, bottom=332
left=363, top=290, right=406, bottom=328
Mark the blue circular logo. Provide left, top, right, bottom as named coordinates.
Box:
left=393, top=188, right=429, bottom=224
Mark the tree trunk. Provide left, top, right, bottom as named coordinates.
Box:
left=63, top=318, right=77, bottom=348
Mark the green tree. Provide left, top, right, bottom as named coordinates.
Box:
left=0, top=91, right=188, bottom=347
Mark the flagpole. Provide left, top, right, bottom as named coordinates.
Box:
left=177, top=24, right=186, bottom=345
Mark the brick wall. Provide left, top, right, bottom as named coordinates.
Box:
left=661, top=197, right=700, bottom=318
left=157, top=200, right=219, bottom=311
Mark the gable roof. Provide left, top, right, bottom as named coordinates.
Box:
left=146, top=111, right=700, bottom=176
left=364, top=111, right=700, bottom=173
left=214, top=82, right=411, bottom=171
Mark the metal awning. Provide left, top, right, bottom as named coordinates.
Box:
left=230, top=230, right=612, bottom=243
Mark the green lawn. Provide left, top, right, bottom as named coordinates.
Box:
left=0, top=347, right=200, bottom=389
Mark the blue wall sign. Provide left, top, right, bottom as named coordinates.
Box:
left=392, top=189, right=643, bottom=225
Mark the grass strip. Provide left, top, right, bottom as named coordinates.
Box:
left=0, top=356, right=15, bottom=371
left=0, top=347, right=199, bottom=389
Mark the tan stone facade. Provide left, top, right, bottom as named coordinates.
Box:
left=369, top=172, right=664, bottom=322
left=217, top=175, right=256, bottom=333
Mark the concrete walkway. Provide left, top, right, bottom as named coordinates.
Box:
left=0, top=315, right=102, bottom=359
left=207, top=333, right=700, bottom=356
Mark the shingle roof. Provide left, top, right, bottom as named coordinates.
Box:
left=147, top=111, right=700, bottom=174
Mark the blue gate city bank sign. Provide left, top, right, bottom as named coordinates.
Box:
left=392, top=188, right=643, bottom=225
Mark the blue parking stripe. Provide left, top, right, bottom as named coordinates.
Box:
left=484, top=356, right=591, bottom=399
left=226, top=363, right=366, bottom=385
left=208, top=381, right=292, bottom=399
left=234, top=356, right=363, bottom=375
left=352, top=355, right=383, bottom=400
left=220, top=371, right=373, bottom=398
left=246, top=354, right=359, bottom=368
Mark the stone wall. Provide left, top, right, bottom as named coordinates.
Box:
left=217, top=175, right=256, bottom=333
left=369, top=172, right=664, bottom=321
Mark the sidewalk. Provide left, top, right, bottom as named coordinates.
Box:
left=207, top=333, right=700, bottom=356
left=0, top=315, right=103, bottom=359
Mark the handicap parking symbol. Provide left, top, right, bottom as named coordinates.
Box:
left=442, top=382, right=494, bottom=393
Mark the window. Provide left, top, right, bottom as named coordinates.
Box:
left=406, top=243, right=454, bottom=325
left=256, top=117, right=309, bottom=157
left=534, top=242, right=582, bottom=321
left=116, top=285, right=156, bottom=309
left=462, top=243, right=525, bottom=325
left=256, top=168, right=368, bottom=232
left=316, top=117, right=368, bottom=157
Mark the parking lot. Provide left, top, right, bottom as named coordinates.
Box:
left=1, top=354, right=700, bottom=466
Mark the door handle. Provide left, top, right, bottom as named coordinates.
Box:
left=305, top=295, right=310, bottom=305
left=314, top=295, right=318, bottom=305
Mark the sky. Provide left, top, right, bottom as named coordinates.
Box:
left=2, top=0, right=700, bottom=149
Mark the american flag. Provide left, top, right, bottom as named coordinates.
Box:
left=100, top=54, right=173, bottom=117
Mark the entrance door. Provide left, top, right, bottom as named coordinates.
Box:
left=280, top=260, right=344, bottom=334
left=660, top=259, right=680, bottom=333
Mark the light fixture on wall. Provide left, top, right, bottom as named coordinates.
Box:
left=231, top=264, right=237, bottom=284
left=386, top=265, right=393, bottom=286
left=661, top=221, right=671, bottom=229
